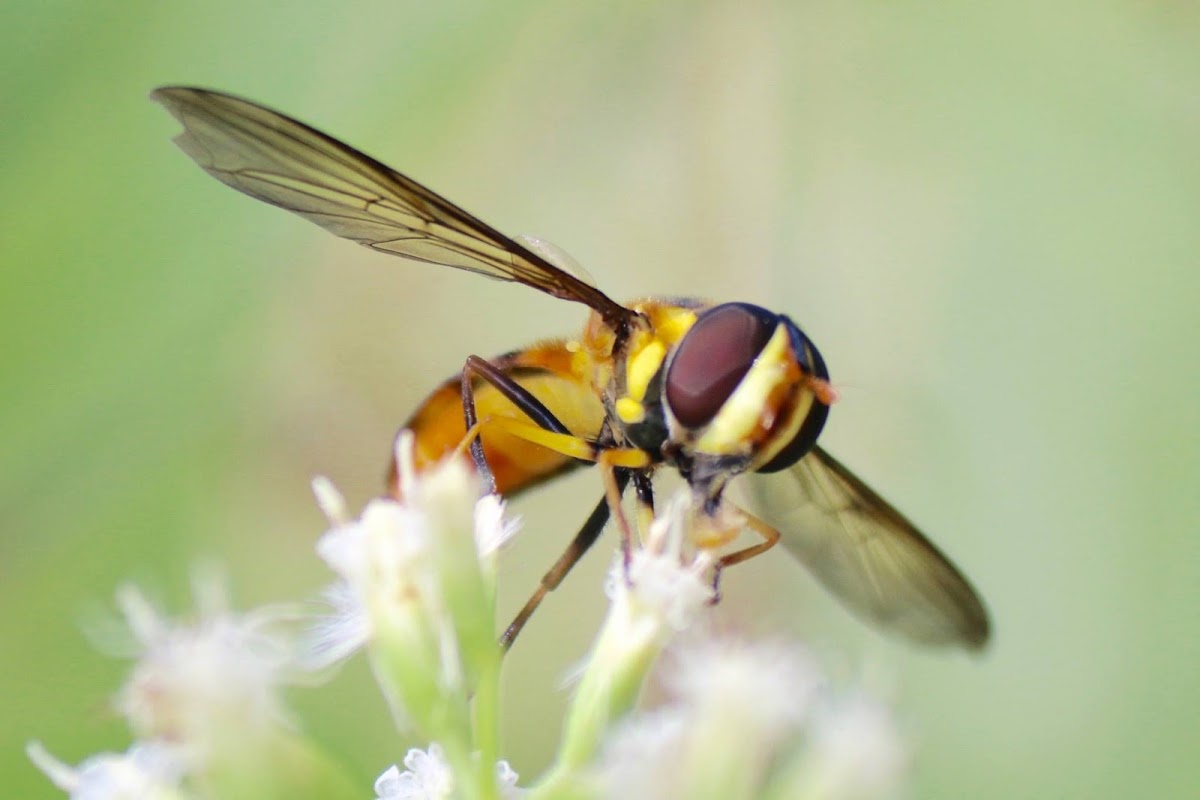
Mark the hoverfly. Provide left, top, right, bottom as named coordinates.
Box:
left=153, top=87, right=990, bottom=652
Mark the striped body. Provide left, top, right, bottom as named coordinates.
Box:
left=393, top=297, right=827, bottom=507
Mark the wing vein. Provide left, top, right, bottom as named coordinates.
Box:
left=744, top=446, right=990, bottom=649
left=152, top=86, right=636, bottom=328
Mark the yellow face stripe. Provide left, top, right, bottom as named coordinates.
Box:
left=614, top=303, right=700, bottom=424
left=626, top=338, right=667, bottom=402
left=692, top=324, right=798, bottom=456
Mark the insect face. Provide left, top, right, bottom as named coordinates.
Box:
left=662, top=302, right=832, bottom=479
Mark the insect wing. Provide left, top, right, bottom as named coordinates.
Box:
left=151, top=87, right=632, bottom=324
left=744, top=446, right=990, bottom=650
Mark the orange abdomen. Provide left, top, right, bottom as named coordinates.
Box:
left=387, top=339, right=605, bottom=498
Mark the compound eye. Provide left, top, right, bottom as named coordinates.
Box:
left=665, top=302, right=779, bottom=429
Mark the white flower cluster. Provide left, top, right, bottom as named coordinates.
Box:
left=113, top=579, right=296, bottom=754
left=27, top=740, right=187, bottom=800
left=599, top=639, right=907, bottom=800
left=373, top=743, right=521, bottom=800
left=29, top=439, right=908, bottom=800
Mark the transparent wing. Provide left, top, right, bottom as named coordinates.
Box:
left=744, top=446, right=990, bottom=650
left=151, top=86, right=633, bottom=326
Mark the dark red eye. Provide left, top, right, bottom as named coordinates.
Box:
left=665, top=303, right=779, bottom=429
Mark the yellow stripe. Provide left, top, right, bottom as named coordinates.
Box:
left=693, top=324, right=794, bottom=456
left=626, top=338, right=666, bottom=401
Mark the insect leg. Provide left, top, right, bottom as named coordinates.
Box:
left=632, top=471, right=655, bottom=545
left=597, top=451, right=643, bottom=577
left=442, top=381, right=652, bottom=648
left=451, top=415, right=649, bottom=584
left=709, top=502, right=781, bottom=603
left=459, top=354, right=575, bottom=492
left=499, top=469, right=632, bottom=651
left=454, top=417, right=649, bottom=468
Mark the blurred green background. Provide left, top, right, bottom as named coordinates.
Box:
left=3, top=0, right=1198, bottom=796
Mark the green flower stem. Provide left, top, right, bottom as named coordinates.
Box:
left=676, top=724, right=761, bottom=800
left=367, top=602, right=480, bottom=800
left=471, top=648, right=503, bottom=800
left=533, top=602, right=664, bottom=796
left=369, top=603, right=458, bottom=733
left=418, top=463, right=507, bottom=799
left=527, top=771, right=594, bottom=800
